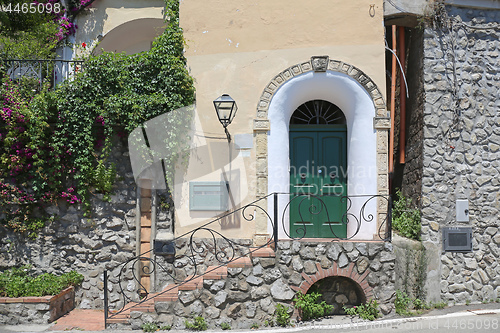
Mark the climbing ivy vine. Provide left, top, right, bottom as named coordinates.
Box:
left=0, top=0, right=195, bottom=237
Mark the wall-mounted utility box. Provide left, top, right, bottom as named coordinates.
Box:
left=456, top=199, right=469, bottom=222
left=189, top=181, right=228, bottom=211
left=443, top=227, right=473, bottom=252
left=153, top=240, right=175, bottom=263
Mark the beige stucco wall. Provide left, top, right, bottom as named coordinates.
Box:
left=74, top=0, right=165, bottom=54
left=176, top=0, right=387, bottom=239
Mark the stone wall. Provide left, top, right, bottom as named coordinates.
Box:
left=419, top=5, right=500, bottom=303
left=393, top=235, right=426, bottom=300
left=0, top=137, right=141, bottom=310
left=399, top=27, right=425, bottom=205
left=120, top=240, right=396, bottom=330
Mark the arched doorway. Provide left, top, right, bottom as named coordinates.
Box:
left=253, top=58, right=390, bottom=241
left=289, top=100, right=348, bottom=238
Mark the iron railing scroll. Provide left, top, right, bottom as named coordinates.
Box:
left=104, top=192, right=391, bottom=327
left=282, top=194, right=392, bottom=241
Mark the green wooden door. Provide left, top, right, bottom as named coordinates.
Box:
left=289, top=127, right=347, bottom=238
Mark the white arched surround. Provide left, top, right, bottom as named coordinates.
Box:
left=267, top=70, right=377, bottom=240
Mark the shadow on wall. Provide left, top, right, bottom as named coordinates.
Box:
left=93, top=18, right=166, bottom=55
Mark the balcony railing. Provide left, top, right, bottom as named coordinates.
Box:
left=0, top=59, right=85, bottom=90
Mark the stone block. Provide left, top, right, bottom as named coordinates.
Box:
left=246, top=275, right=263, bottom=286
left=227, top=304, right=242, bottom=319
left=338, top=253, right=349, bottom=268
left=201, top=306, right=218, bottom=320
left=250, top=286, right=270, bottom=300
left=214, top=291, right=228, bottom=307
left=270, top=280, right=295, bottom=301
left=326, top=243, right=341, bottom=261
left=303, top=261, right=317, bottom=275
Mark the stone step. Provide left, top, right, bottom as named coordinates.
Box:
left=153, top=295, right=178, bottom=302
left=131, top=305, right=155, bottom=312
left=149, top=285, right=179, bottom=302
left=107, top=313, right=129, bottom=324
left=203, top=266, right=228, bottom=280
left=129, top=300, right=155, bottom=313
left=250, top=247, right=276, bottom=258
left=227, top=257, right=252, bottom=268
left=178, top=276, right=203, bottom=291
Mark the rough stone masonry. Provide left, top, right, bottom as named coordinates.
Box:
left=410, top=5, right=500, bottom=304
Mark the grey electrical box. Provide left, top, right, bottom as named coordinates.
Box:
left=456, top=200, right=469, bottom=222
left=189, top=181, right=228, bottom=211
left=443, top=227, right=472, bottom=252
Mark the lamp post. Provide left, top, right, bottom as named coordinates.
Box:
left=213, top=94, right=237, bottom=142
left=213, top=94, right=237, bottom=212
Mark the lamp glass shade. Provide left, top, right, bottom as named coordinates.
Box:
left=213, top=94, right=237, bottom=127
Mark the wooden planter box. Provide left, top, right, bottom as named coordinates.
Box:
left=0, top=286, right=75, bottom=324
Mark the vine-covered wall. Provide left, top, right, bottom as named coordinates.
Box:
left=0, top=0, right=194, bottom=238
left=0, top=137, right=140, bottom=309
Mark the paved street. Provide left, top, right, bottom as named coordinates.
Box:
left=1, top=303, right=499, bottom=333
left=297, top=310, right=500, bottom=333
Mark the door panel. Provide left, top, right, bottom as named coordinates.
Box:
left=289, top=128, right=347, bottom=238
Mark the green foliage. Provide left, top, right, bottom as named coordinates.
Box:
left=0, top=0, right=84, bottom=59
left=250, top=323, right=259, bottom=329
left=293, top=291, right=333, bottom=321
left=0, top=0, right=58, bottom=59
left=395, top=290, right=431, bottom=315
left=220, top=322, right=231, bottom=330
left=160, top=325, right=171, bottom=331
left=185, top=316, right=207, bottom=331
left=89, top=158, right=116, bottom=202
left=141, top=322, right=158, bottom=332
left=413, top=298, right=430, bottom=310
left=431, top=301, right=447, bottom=309
left=0, top=265, right=83, bottom=297
left=275, top=303, right=291, bottom=327
left=0, top=22, right=60, bottom=59
left=0, top=0, right=195, bottom=236
left=343, top=300, right=381, bottom=321
left=395, top=290, right=412, bottom=315
left=392, top=190, right=421, bottom=240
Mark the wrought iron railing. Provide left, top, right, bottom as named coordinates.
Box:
left=104, top=192, right=391, bottom=327
left=0, top=59, right=85, bottom=90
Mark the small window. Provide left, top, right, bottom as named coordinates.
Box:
left=290, top=100, right=346, bottom=125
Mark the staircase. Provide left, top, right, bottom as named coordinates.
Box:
left=106, top=247, right=275, bottom=325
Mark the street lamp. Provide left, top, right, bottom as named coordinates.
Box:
left=213, top=94, right=237, bottom=142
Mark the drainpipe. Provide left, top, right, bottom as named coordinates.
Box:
left=398, top=26, right=406, bottom=164
left=389, top=25, right=397, bottom=192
